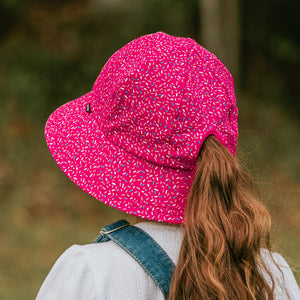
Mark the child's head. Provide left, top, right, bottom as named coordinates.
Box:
left=45, top=31, right=238, bottom=223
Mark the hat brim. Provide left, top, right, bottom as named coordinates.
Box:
left=45, top=91, right=194, bottom=223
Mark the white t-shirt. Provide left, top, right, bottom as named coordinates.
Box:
left=36, top=222, right=300, bottom=299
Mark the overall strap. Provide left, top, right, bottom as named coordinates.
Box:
left=94, top=220, right=175, bottom=299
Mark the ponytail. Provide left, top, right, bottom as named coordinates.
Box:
left=169, top=135, right=276, bottom=299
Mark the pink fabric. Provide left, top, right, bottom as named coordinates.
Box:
left=45, top=32, right=238, bottom=223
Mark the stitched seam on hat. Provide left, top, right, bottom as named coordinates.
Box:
left=198, top=51, right=238, bottom=147
left=207, top=61, right=238, bottom=150
left=102, top=130, right=194, bottom=171
left=168, top=40, right=193, bottom=140
left=204, top=53, right=234, bottom=108
left=87, top=105, right=194, bottom=171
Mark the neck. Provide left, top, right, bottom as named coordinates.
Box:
left=135, top=217, right=148, bottom=224
left=135, top=217, right=181, bottom=227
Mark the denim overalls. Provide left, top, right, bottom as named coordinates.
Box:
left=94, top=220, right=175, bottom=299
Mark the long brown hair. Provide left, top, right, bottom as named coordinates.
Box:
left=169, top=135, right=277, bottom=299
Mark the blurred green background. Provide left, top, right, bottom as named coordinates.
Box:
left=0, top=0, right=299, bottom=298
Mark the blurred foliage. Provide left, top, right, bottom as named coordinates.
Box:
left=241, top=0, right=300, bottom=115
left=0, top=0, right=299, bottom=298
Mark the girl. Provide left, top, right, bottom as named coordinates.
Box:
left=36, top=32, right=299, bottom=299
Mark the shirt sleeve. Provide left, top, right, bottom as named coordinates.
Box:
left=36, top=245, right=97, bottom=300
left=262, top=250, right=300, bottom=299
left=272, top=252, right=300, bottom=300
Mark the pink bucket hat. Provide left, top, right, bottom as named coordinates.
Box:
left=45, top=32, right=238, bottom=224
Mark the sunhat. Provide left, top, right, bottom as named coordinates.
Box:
left=45, top=31, right=238, bottom=224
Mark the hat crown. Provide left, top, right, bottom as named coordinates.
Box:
left=91, top=32, right=238, bottom=169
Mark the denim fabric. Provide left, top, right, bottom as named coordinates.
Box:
left=94, top=220, right=175, bottom=299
